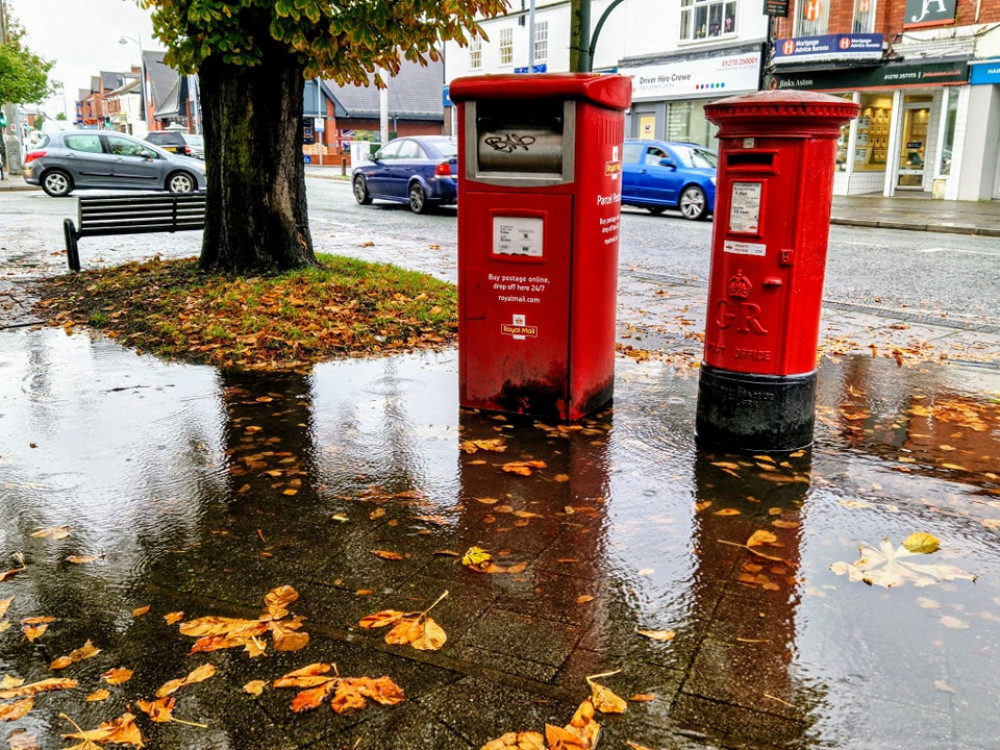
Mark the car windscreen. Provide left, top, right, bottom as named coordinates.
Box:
left=672, top=145, right=718, bottom=170
left=431, top=140, right=458, bottom=159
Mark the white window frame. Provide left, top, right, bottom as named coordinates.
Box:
left=499, top=27, right=514, bottom=66
left=534, top=20, right=549, bottom=62
left=680, top=0, right=739, bottom=42
left=470, top=36, right=482, bottom=70
left=852, top=0, right=876, bottom=32
left=797, top=0, right=830, bottom=36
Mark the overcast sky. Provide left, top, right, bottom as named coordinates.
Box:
left=9, top=0, right=159, bottom=118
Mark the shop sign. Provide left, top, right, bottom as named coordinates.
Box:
left=904, top=0, right=957, bottom=27
left=970, top=60, right=1000, bottom=85
left=772, top=34, right=884, bottom=62
left=767, top=59, right=968, bottom=91
left=764, top=0, right=789, bottom=17
left=622, top=50, right=761, bottom=100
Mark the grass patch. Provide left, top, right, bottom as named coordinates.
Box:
left=33, top=254, right=457, bottom=370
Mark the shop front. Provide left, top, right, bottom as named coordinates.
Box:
left=767, top=58, right=969, bottom=198
left=618, top=44, right=764, bottom=150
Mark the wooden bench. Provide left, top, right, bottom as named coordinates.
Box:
left=63, top=193, right=207, bottom=272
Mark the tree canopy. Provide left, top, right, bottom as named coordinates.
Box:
left=147, top=0, right=506, bottom=86
left=0, top=5, right=53, bottom=106
left=140, top=0, right=506, bottom=274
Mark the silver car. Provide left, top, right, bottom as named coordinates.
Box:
left=23, top=130, right=206, bottom=197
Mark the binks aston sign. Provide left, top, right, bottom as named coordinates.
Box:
left=904, top=0, right=957, bottom=27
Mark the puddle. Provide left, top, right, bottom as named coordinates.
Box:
left=1, top=326, right=999, bottom=749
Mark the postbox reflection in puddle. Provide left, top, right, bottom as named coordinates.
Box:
left=450, top=74, right=631, bottom=421
left=696, top=91, right=860, bottom=452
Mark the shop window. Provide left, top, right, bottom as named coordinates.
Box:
left=680, top=0, right=737, bottom=41
left=470, top=37, right=482, bottom=70
left=854, top=94, right=892, bottom=172
left=534, top=20, right=548, bottom=62
left=499, top=27, right=514, bottom=66
left=797, top=0, right=829, bottom=36
left=853, top=0, right=876, bottom=32
left=938, top=90, right=957, bottom=176
left=666, top=100, right=719, bottom=149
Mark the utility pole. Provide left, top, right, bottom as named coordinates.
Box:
left=1, top=1, right=24, bottom=176
left=570, top=0, right=591, bottom=73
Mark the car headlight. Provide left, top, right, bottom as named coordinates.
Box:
left=710, top=177, right=716, bottom=185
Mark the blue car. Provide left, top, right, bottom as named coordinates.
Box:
left=621, top=140, right=717, bottom=220
left=352, top=135, right=458, bottom=214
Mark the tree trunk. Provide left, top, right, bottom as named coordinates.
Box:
left=198, top=48, right=317, bottom=273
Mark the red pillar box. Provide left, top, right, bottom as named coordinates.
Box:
left=695, top=91, right=859, bottom=452
left=450, top=74, right=631, bottom=420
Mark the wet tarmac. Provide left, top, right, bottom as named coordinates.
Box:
left=2, top=324, right=1000, bottom=750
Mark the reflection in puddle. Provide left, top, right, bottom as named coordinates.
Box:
left=1, top=326, right=998, bottom=748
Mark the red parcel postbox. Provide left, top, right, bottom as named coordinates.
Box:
left=695, top=91, right=860, bottom=451
left=450, top=74, right=631, bottom=420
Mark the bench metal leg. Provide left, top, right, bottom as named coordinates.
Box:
left=63, top=219, right=81, bottom=272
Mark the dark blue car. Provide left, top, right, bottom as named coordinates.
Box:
left=352, top=135, right=458, bottom=214
left=621, top=140, right=718, bottom=220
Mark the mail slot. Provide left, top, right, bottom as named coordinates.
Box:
left=450, top=73, right=631, bottom=420
left=695, top=90, right=860, bottom=451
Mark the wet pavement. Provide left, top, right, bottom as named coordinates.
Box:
left=2, top=178, right=1000, bottom=749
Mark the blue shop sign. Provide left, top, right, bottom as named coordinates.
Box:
left=773, top=33, right=884, bottom=62
left=970, top=61, right=1000, bottom=85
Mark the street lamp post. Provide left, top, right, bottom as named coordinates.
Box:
left=119, top=34, right=147, bottom=122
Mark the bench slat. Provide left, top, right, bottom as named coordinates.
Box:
left=66, top=192, right=208, bottom=272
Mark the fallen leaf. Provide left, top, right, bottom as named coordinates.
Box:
left=0, top=596, right=12, bottom=619
left=244, top=680, right=268, bottom=697
left=371, top=550, right=405, bottom=561
left=85, top=689, right=110, bottom=703
left=137, top=696, right=176, bottom=723
left=940, top=616, right=969, bottom=629
left=628, top=694, right=657, bottom=702
left=0, top=678, right=78, bottom=700
left=164, top=611, right=184, bottom=626
left=359, top=610, right=406, bottom=629
left=747, top=530, right=779, bottom=548
left=66, top=555, right=101, bottom=565
left=262, top=585, right=299, bottom=620
left=155, top=663, right=217, bottom=698
left=130, top=605, right=150, bottom=618
left=586, top=673, right=627, bottom=714
left=714, top=508, right=741, bottom=517
left=101, top=668, right=133, bottom=686
left=461, top=546, right=493, bottom=572
left=577, top=595, right=596, bottom=605
left=51, top=640, right=101, bottom=670
left=273, top=663, right=333, bottom=689
left=459, top=439, right=507, bottom=454
left=481, top=731, right=546, bottom=749
left=902, top=532, right=940, bottom=554
left=61, top=711, right=144, bottom=748
left=31, top=526, right=72, bottom=540
left=0, top=554, right=26, bottom=583
left=178, top=586, right=307, bottom=657
left=502, top=460, right=546, bottom=476
left=830, top=538, right=977, bottom=588
left=636, top=628, right=676, bottom=642
left=0, top=697, right=33, bottom=721
left=290, top=681, right=337, bottom=712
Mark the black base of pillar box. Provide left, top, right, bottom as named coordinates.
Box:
left=695, top=363, right=817, bottom=453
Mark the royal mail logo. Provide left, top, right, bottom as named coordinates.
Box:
left=605, top=160, right=622, bottom=175
left=501, top=323, right=539, bottom=338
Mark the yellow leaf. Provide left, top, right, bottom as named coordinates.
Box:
left=101, top=668, right=133, bottom=685
left=636, top=628, right=676, bottom=642
left=628, top=694, right=657, bottom=702
left=244, top=680, right=268, bottom=697
left=66, top=555, right=101, bottom=565
left=461, top=546, right=493, bottom=571
left=481, top=731, right=546, bottom=749
left=21, top=624, right=49, bottom=642
left=902, top=532, right=940, bottom=554
left=586, top=678, right=627, bottom=714
left=577, top=595, right=596, bottom=605
left=130, top=605, right=150, bottom=618
left=86, top=689, right=110, bottom=702
left=409, top=617, right=447, bottom=651
left=0, top=596, right=12, bottom=619
left=0, top=678, right=77, bottom=700
left=714, top=508, right=741, bottom=516
left=164, top=611, right=184, bottom=626
left=273, top=663, right=333, bottom=689
left=137, top=696, right=176, bottom=723
left=31, top=525, right=72, bottom=540
left=747, top=530, right=779, bottom=548
left=155, top=663, right=216, bottom=698
left=263, top=585, right=300, bottom=620
left=360, top=610, right=407, bottom=630
left=270, top=621, right=310, bottom=652
left=0, top=697, right=33, bottom=721
left=371, top=550, right=405, bottom=561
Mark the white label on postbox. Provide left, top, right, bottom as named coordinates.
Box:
left=729, top=181, right=762, bottom=234
left=724, top=240, right=767, bottom=256
left=494, top=216, right=544, bottom=257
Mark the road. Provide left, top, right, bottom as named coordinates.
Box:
left=3, top=176, right=1000, bottom=335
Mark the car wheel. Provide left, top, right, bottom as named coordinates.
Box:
left=41, top=169, right=73, bottom=198
left=353, top=175, right=372, bottom=205
left=408, top=183, right=429, bottom=214
left=166, top=172, right=196, bottom=194
left=679, top=186, right=708, bottom=221
left=646, top=206, right=667, bottom=216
